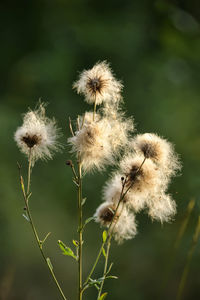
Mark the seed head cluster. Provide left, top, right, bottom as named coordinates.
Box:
left=15, top=61, right=181, bottom=245
left=14, top=103, right=61, bottom=166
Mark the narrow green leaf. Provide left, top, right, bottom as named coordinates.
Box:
left=41, top=232, right=51, bottom=246
left=81, top=197, right=87, bottom=206
left=73, top=179, right=79, bottom=187
left=99, top=292, right=108, bottom=300
left=73, top=240, right=79, bottom=247
left=46, top=257, right=53, bottom=270
left=102, top=230, right=107, bottom=243
left=58, top=240, right=77, bottom=260
left=20, top=176, right=25, bottom=195
left=102, top=247, right=106, bottom=258
left=106, top=262, right=113, bottom=275
left=22, top=213, right=30, bottom=222
left=105, top=275, right=118, bottom=280
left=83, top=217, right=94, bottom=229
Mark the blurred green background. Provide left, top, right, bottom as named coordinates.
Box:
left=1, top=0, right=200, bottom=299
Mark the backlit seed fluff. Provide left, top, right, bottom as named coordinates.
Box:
left=131, top=133, right=181, bottom=177
left=120, top=154, right=162, bottom=194
left=147, top=193, right=176, bottom=223
left=68, top=112, right=113, bottom=172
left=94, top=202, right=137, bottom=244
left=14, top=103, right=61, bottom=166
left=103, top=173, right=128, bottom=205
left=108, top=116, right=134, bottom=153
left=73, top=61, right=123, bottom=105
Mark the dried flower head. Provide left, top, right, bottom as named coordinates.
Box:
left=94, top=202, right=120, bottom=226
left=120, top=154, right=161, bottom=193
left=14, top=103, right=61, bottom=165
left=147, top=192, right=176, bottom=223
left=68, top=112, right=113, bottom=172
left=131, top=133, right=181, bottom=178
left=94, top=202, right=137, bottom=244
left=73, top=61, right=123, bottom=105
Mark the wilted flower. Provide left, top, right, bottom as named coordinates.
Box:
left=73, top=61, right=123, bottom=105
left=14, top=103, right=61, bottom=166
left=94, top=202, right=137, bottom=244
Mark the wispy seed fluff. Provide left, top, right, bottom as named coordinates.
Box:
left=94, top=202, right=137, bottom=244
left=131, top=133, right=181, bottom=179
left=73, top=61, right=123, bottom=105
left=14, top=103, right=61, bottom=166
left=120, top=154, right=161, bottom=194
left=68, top=112, right=114, bottom=172
left=105, top=111, right=134, bottom=154
left=147, top=192, right=176, bottom=223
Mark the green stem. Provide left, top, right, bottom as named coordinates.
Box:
left=20, top=150, right=67, bottom=300
left=83, top=179, right=126, bottom=288
left=78, top=156, right=83, bottom=300
left=97, top=235, right=112, bottom=299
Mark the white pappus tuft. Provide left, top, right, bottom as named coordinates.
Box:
left=14, top=103, right=61, bottom=166
left=94, top=202, right=137, bottom=244
left=73, top=61, right=123, bottom=105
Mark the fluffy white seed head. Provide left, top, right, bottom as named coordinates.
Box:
left=131, top=133, right=181, bottom=178
left=120, top=154, right=161, bottom=193
left=94, top=202, right=137, bottom=244
left=73, top=61, right=123, bottom=105
left=103, top=173, right=127, bottom=204
left=14, top=103, right=61, bottom=166
left=147, top=192, right=177, bottom=223
left=108, top=115, right=134, bottom=154
left=68, top=112, right=114, bottom=172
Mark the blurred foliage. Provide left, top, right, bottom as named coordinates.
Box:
left=0, top=0, right=200, bottom=299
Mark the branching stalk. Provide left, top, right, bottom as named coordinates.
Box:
left=97, top=235, right=112, bottom=299
left=83, top=157, right=146, bottom=290
left=19, top=150, right=67, bottom=300
left=77, top=154, right=83, bottom=300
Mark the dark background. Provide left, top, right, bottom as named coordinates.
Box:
left=1, top=0, right=200, bottom=299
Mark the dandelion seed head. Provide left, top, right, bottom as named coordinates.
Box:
left=14, top=103, right=61, bottom=165
left=73, top=61, right=123, bottom=105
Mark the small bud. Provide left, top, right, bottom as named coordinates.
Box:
left=66, top=160, right=72, bottom=166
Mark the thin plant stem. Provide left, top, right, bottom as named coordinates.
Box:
left=27, top=148, right=32, bottom=196
left=83, top=181, right=125, bottom=288
left=19, top=150, right=67, bottom=300
left=83, top=157, right=146, bottom=289
left=77, top=154, right=83, bottom=300
left=176, top=216, right=200, bottom=300
left=97, top=235, right=112, bottom=299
